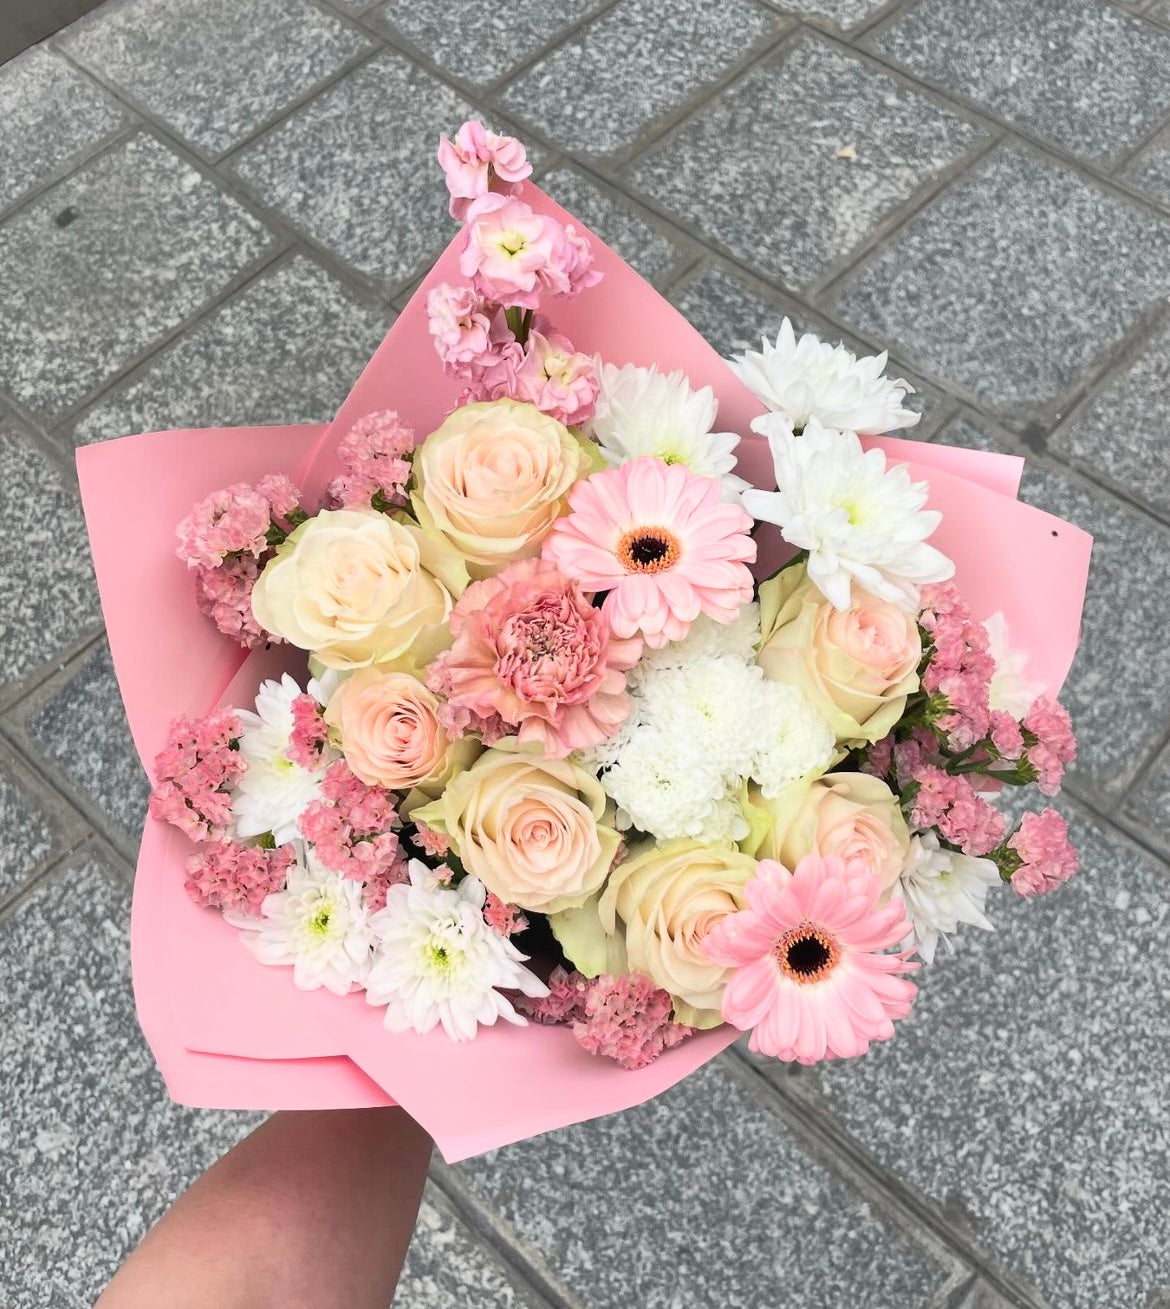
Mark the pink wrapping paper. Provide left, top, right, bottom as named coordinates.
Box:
left=77, top=183, right=1091, bottom=1161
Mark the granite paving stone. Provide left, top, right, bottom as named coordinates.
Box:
left=25, top=641, right=150, bottom=846
left=670, top=262, right=946, bottom=436
left=61, top=0, right=371, bottom=157
left=1049, top=316, right=1170, bottom=522
left=627, top=36, right=983, bottom=291
left=540, top=165, right=688, bottom=286
left=0, top=854, right=260, bottom=1308
left=872, top=0, right=1170, bottom=165
left=378, top=0, right=602, bottom=88
left=232, top=52, right=471, bottom=290
left=0, top=133, right=271, bottom=420
left=805, top=797, right=1170, bottom=1309
left=397, top=1185, right=545, bottom=1308
left=771, top=0, right=893, bottom=29
left=71, top=254, right=391, bottom=444
left=501, top=0, right=779, bottom=157
left=940, top=414, right=1170, bottom=799
left=457, top=1058, right=960, bottom=1308
left=1124, top=135, right=1170, bottom=207
left=0, top=426, right=102, bottom=686
left=0, top=46, right=124, bottom=214
left=1126, top=745, right=1170, bottom=832
left=834, top=146, right=1170, bottom=418
left=0, top=750, right=64, bottom=905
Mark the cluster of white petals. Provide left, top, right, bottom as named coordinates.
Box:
left=896, top=831, right=1000, bottom=964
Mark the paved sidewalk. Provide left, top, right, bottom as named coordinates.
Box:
left=3, top=0, right=1170, bottom=1305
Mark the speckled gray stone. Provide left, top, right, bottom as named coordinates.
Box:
left=233, top=53, right=471, bottom=290
left=1124, top=135, right=1170, bottom=206
left=0, top=750, right=62, bottom=905
left=834, top=146, right=1170, bottom=417
left=873, top=0, right=1170, bottom=165
left=627, top=36, right=983, bottom=290
left=0, top=133, right=270, bottom=420
left=501, top=0, right=779, bottom=157
left=805, top=798, right=1170, bottom=1308
left=540, top=166, right=687, bottom=286
left=396, top=1185, right=545, bottom=1308
left=25, top=641, right=150, bottom=845
left=0, top=855, right=259, bottom=1308
left=1050, top=318, right=1170, bottom=520
left=61, top=0, right=371, bottom=157
left=457, top=1058, right=958, bottom=1308
left=71, top=255, right=391, bottom=444
left=670, top=262, right=947, bottom=437
left=1126, top=745, right=1170, bottom=831
left=940, top=414, right=1170, bottom=799
left=0, top=46, right=124, bottom=214
left=378, top=0, right=602, bottom=87
left=0, top=427, right=102, bottom=685
left=773, top=0, right=892, bottom=29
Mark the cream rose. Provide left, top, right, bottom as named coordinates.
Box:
left=754, top=771, right=909, bottom=894
left=324, top=667, right=477, bottom=796
left=251, top=509, right=451, bottom=669
left=412, top=399, right=586, bottom=575
left=758, top=563, right=921, bottom=746
left=599, top=839, right=757, bottom=1028
left=412, top=746, right=620, bottom=915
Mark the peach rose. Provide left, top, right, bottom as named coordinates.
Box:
left=412, top=399, right=588, bottom=575
left=753, top=771, right=909, bottom=894
left=412, top=746, right=620, bottom=915
left=758, top=563, right=921, bottom=746
left=251, top=509, right=451, bottom=669
left=324, top=668, right=477, bottom=796
left=599, top=839, right=757, bottom=1028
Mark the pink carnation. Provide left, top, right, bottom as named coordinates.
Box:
left=1023, top=695, right=1076, bottom=796
left=573, top=973, right=694, bottom=1070
left=176, top=483, right=271, bottom=569
left=1008, top=809, right=1078, bottom=896
left=483, top=892, right=529, bottom=938
left=149, top=710, right=245, bottom=843
left=326, top=410, right=414, bottom=509
left=185, top=840, right=294, bottom=915
left=194, top=554, right=268, bottom=649
left=299, top=761, right=399, bottom=881
left=427, top=557, right=642, bottom=757
left=286, top=693, right=329, bottom=769
left=511, top=331, right=599, bottom=426
left=437, top=119, right=531, bottom=222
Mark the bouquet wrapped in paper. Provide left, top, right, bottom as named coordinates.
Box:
left=78, top=121, right=1092, bottom=1162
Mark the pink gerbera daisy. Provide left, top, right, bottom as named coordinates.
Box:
left=541, top=457, right=756, bottom=647
left=703, top=854, right=918, bottom=1064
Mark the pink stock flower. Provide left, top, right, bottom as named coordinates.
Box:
left=572, top=973, right=694, bottom=1070
left=185, top=840, right=294, bottom=915
left=557, top=223, right=602, bottom=297
left=426, top=283, right=496, bottom=373
left=193, top=555, right=268, bottom=649
left=483, top=892, right=529, bottom=938
left=299, top=761, right=400, bottom=881
left=460, top=194, right=559, bottom=308
left=511, top=331, right=599, bottom=426
left=287, top=693, right=330, bottom=770
left=149, top=710, right=245, bottom=843
left=1023, top=696, right=1076, bottom=796
left=176, top=483, right=271, bottom=569
left=437, top=119, right=531, bottom=221
left=325, top=411, right=414, bottom=510
left=427, top=557, right=641, bottom=756
left=1007, top=809, right=1078, bottom=896
left=703, top=854, right=918, bottom=1064
left=542, top=457, right=756, bottom=648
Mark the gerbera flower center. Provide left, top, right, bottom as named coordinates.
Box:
left=616, top=526, right=680, bottom=574
left=776, top=923, right=840, bottom=984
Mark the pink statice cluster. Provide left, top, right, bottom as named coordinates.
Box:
left=1005, top=808, right=1079, bottom=897
left=149, top=710, right=245, bottom=842
left=193, top=554, right=266, bottom=649
left=483, top=892, right=529, bottom=938
left=918, top=582, right=994, bottom=750
left=286, top=693, right=330, bottom=769
left=1021, top=696, right=1077, bottom=796
left=325, top=411, right=415, bottom=510
left=361, top=854, right=411, bottom=913
left=519, top=967, right=693, bottom=1070
left=907, top=764, right=1006, bottom=856
left=185, top=840, right=295, bottom=914
left=299, top=761, right=400, bottom=882
left=427, top=557, right=642, bottom=757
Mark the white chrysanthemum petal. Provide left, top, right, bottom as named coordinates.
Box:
left=729, top=318, right=920, bottom=434
left=744, top=417, right=954, bottom=612
left=365, top=860, right=547, bottom=1042
left=896, top=831, right=1000, bottom=964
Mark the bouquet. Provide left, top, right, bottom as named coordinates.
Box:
left=78, top=120, right=1092, bottom=1160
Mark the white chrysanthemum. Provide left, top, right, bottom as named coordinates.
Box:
left=896, top=831, right=1000, bottom=965
left=729, top=318, right=920, bottom=434
left=742, top=417, right=954, bottom=611
left=226, top=850, right=374, bottom=995
left=589, top=360, right=750, bottom=503
left=983, top=612, right=1042, bottom=718
left=365, top=860, right=548, bottom=1042
left=581, top=618, right=834, bottom=844
left=636, top=605, right=762, bottom=673
left=231, top=674, right=334, bottom=844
